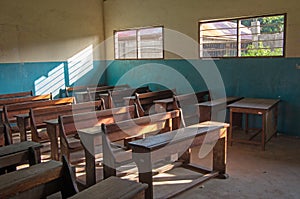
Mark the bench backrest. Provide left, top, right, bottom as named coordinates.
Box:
left=108, top=86, right=150, bottom=109
left=59, top=105, right=139, bottom=149
left=0, top=91, right=33, bottom=99
left=87, top=84, right=130, bottom=101
left=0, top=157, right=78, bottom=199
left=4, top=97, right=74, bottom=126
left=135, top=89, right=175, bottom=116
left=102, top=109, right=181, bottom=144
left=65, top=84, right=105, bottom=97
left=29, top=100, right=102, bottom=142
left=173, top=91, right=210, bottom=126
left=0, top=93, right=52, bottom=107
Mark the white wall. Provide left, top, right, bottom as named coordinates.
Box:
left=0, top=0, right=105, bottom=63
left=104, top=0, right=299, bottom=59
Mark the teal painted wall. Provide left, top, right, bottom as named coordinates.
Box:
left=0, top=61, right=106, bottom=98
left=106, top=58, right=300, bottom=136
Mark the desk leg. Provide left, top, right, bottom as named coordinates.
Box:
left=47, top=125, right=59, bottom=160
left=17, top=117, right=28, bottom=142
left=229, top=109, right=233, bottom=146
left=85, top=147, right=96, bottom=187
left=213, top=136, right=228, bottom=179
left=134, top=151, right=154, bottom=199
left=28, top=147, right=41, bottom=165
left=262, top=113, right=266, bottom=151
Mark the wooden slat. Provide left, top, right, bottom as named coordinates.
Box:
left=0, top=91, right=33, bottom=99
left=69, top=176, right=147, bottom=199
left=0, top=161, right=62, bottom=198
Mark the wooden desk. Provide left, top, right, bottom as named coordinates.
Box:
left=197, top=96, right=243, bottom=122
left=228, top=98, right=280, bottom=150
left=0, top=141, right=42, bottom=169
left=123, top=96, right=136, bottom=106
left=15, top=113, right=30, bottom=141
left=74, top=91, right=90, bottom=102
left=77, top=126, right=103, bottom=186
left=129, top=121, right=229, bottom=199
left=153, top=98, right=174, bottom=112
left=44, top=119, right=60, bottom=160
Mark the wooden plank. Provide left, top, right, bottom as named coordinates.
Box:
left=227, top=98, right=280, bottom=110
left=0, top=91, right=33, bottom=99
left=0, top=161, right=62, bottom=198
left=69, top=176, right=147, bottom=199
left=0, top=156, right=78, bottom=199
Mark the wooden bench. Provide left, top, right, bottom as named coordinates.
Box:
left=70, top=176, right=148, bottom=199
left=77, top=110, right=181, bottom=186
left=100, top=110, right=181, bottom=180
left=107, top=86, right=150, bottom=109
left=29, top=100, right=103, bottom=160
left=0, top=156, right=78, bottom=199
left=135, top=89, right=176, bottom=116
left=173, top=90, right=211, bottom=126
left=0, top=93, right=52, bottom=124
left=4, top=97, right=74, bottom=142
left=0, top=93, right=52, bottom=109
left=0, top=141, right=42, bottom=174
left=0, top=91, right=33, bottom=99
left=129, top=121, right=229, bottom=199
left=64, top=84, right=105, bottom=97
left=0, top=123, right=12, bottom=146
left=61, top=84, right=106, bottom=101
left=59, top=105, right=140, bottom=163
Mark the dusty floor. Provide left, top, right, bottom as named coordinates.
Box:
left=174, top=135, right=300, bottom=199
left=36, top=133, right=300, bottom=198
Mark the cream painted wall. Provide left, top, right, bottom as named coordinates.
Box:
left=104, top=0, right=300, bottom=59
left=0, top=0, right=105, bottom=63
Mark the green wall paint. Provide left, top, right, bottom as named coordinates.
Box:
left=106, top=58, right=300, bottom=136
left=0, top=61, right=106, bottom=98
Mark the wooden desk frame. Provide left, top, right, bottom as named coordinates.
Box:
left=228, top=98, right=280, bottom=150
left=129, top=121, right=229, bottom=199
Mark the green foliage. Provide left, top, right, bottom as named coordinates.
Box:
left=241, top=42, right=282, bottom=57
left=241, top=15, right=284, bottom=33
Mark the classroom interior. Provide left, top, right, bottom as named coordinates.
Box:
left=0, top=0, right=299, bottom=198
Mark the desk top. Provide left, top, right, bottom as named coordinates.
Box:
left=78, top=126, right=102, bottom=135
left=129, top=122, right=228, bottom=150
left=227, top=98, right=280, bottom=110
left=0, top=141, right=42, bottom=157
left=44, top=119, right=58, bottom=125
left=197, top=96, right=243, bottom=107
left=153, top=98, right=173, bottom=104
left=14, top=114, right=29, bottom=119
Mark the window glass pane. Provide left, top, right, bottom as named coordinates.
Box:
left=114, top=30, right=137, bottom=59
left=200, top=20, right=237, bottom=57
left=199, top=14, right=285, bottom=58
left=240, top=15, right=284, bottom=57
left=138, top=27, right=163, bottom=59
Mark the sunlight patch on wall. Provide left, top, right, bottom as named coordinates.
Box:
left=34, top=63, right=65, bottom=96
left=68, top=45, right=94, bottom=85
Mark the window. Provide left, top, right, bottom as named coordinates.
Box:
left=199, top=14, right=286, bottom=58
left=114, top=26, right=164, bottom=59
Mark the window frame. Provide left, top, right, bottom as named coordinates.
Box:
left=114, top=26, right=165, bottom=60
left=198, top=13, right=287, bottom=59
